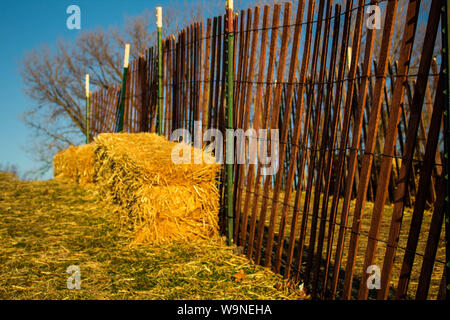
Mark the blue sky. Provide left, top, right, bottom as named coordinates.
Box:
left=0, top=0, right=184, bottom=179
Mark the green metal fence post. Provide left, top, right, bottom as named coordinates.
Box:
left=157, top=6, right=163, bottom=136
left=225, top=0, right=234, bottom=246
left=85, top=74, right=90, bottom=144
left=117, top=44, right=130, bottom=133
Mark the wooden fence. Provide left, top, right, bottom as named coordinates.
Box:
left=87, top=0, right=445, bottom=300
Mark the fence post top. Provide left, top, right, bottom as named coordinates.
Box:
left=85, top=74, right=89, bottom=98
left=156, top=7, right=162, bottom=28
left=226, top=0, right=233, bottom=10
left=123, top=44, right=130, bottom=68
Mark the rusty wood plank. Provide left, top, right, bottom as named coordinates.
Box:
left=330, top=0, right=398, bottom=299
left=90, top=90, right=95, bottom=136
left=163, top=39, right=169, bottom=136
left=190, top=23, right=196, bottom=131
left=166, top=37, right=172, bottom=135
left=357, top=0, right=421, bottom=300
left=234, top=8, right=254, bottom=244
left=188, top=25, right=193, bottom=133
left=139, top=55, right=149, bottom=132
left=192, top=23, right=197, bottom=130
left=232, top=11, right=249, bottom=236
left=99, top=87, right=108, bottom=133
left=254, top=2, right=289, bottom=265
left=124, top=60, right=132, bottom=132
left=379, top=61, right=401, bottom=203
left=132, top=60, right=137, bottom=131
left=208, top=18, right=218, bottom=130
left=392, top=61, right=416, bottom=205
left=182, top=29, right=188, bottom=130
left=396, top=71, right=443, bottom=299
left=168, top=38, right=173, bottom=135
left=233, top=10, right=246, bottom=128
left=98, top=88, right=103, bottom=134
left=98, top=87, right=105, bottom=133
left=260, top=1, right=292, bottom=268
left=113, top=86, right=121, bottom=132
left=107, top=85, right=114, bottom=132
left=313, top=0, right=363, bottom=296
left=197, top=22, right=204, bottom=134
left=247, top=4, right=280, bottom=262
left=219, top=16, right=227, bottom=148
left=275, top=0, right=314, bottom=277
left=129, top=60, right=134, bottom=132
left=102, top=87, right=110, bottom=133
left=186, top=26, right=191, bottom=132
left=174, top=35, right=180, bottom=131
left=172, top=38, right=179, bottom=131
left=178, top=31, right=184, bottom=131
left=107, top=87, right=116, bottom=132
left=213, top=17, right=223, bottom=131
left=362, top=74, right=375, bottom=201
left=292, top=0, right=327, bottom=283
left=415, top=175, right=445, bottom=299
left=311, top=1, right=355, bottom=295
left=236, top=6, right=261, bottom=246
left=295, top=0, right=333, bottom=282
left=112, top=85, right=119, bottom=132
left=97, top=88, right=101, bottom=134
left=98, top=88, right=103, bottom=133
left=236, top=9, right=252, bottom=130
left=351, top=66, right=361, bottom=200
left=94, top=89, right=99, bottom=135
left=202, top=19, right=212, bottom=136
left=132, top=60, right=138, bottom=131
left=188, top=25, right=193, bottom=131
left=403, top=79, right=419, bottom=198
left=430, top=58, right=443, bottom=178
left=424, top=72, right=437, bottom=203
left=242, top=5, right=270, bottom=255
left=150, top=47, right=157, bottom=132
left=195, top=22, right=201, bottom=130
left=377, top=0, right=441, bottom=299
left=197, top=23, right=203, bottom=125
left=269, top=0, right=307, bottom=273
left=170, top=37, right=176, bottom=134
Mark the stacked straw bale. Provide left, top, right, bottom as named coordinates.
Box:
left=93, top=132, right=220, bottom=244
left=53, top=144, right=95, bottom=186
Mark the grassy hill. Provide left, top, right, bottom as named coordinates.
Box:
left=0, top=172, right=303, bottom=300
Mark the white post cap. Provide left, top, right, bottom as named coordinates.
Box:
left=226, top=0, right=233, bottom=10
left=85, top=74, right=90, bottom=98
left=156, top=7, right=162, bottom=28
left=124, top=43, right=130, bottom=68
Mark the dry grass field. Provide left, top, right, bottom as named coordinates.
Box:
left=0, top=172, right=304, bottom=300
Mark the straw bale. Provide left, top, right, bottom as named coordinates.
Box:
left=53, top=145, right=78, bottom=181
left=53, top=144, right=95, bottom=186
left=132, top=185, right=219, bottom=244
left=53, top=132, right=220, bottom=244
left=93, top=132, right=220, bottom=244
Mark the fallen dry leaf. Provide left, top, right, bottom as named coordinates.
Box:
left=233, top=269, right=246, bottom=282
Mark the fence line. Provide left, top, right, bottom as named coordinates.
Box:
left=86, top=0, right=445, bottom=300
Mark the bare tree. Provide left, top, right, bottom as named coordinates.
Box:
left=19, top=1, right=222, bottom=177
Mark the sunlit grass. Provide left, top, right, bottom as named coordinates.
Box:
left=0, top=172, right=304, bottom=300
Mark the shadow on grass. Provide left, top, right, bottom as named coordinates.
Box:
left=238, top=222, right=404, bottom=300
